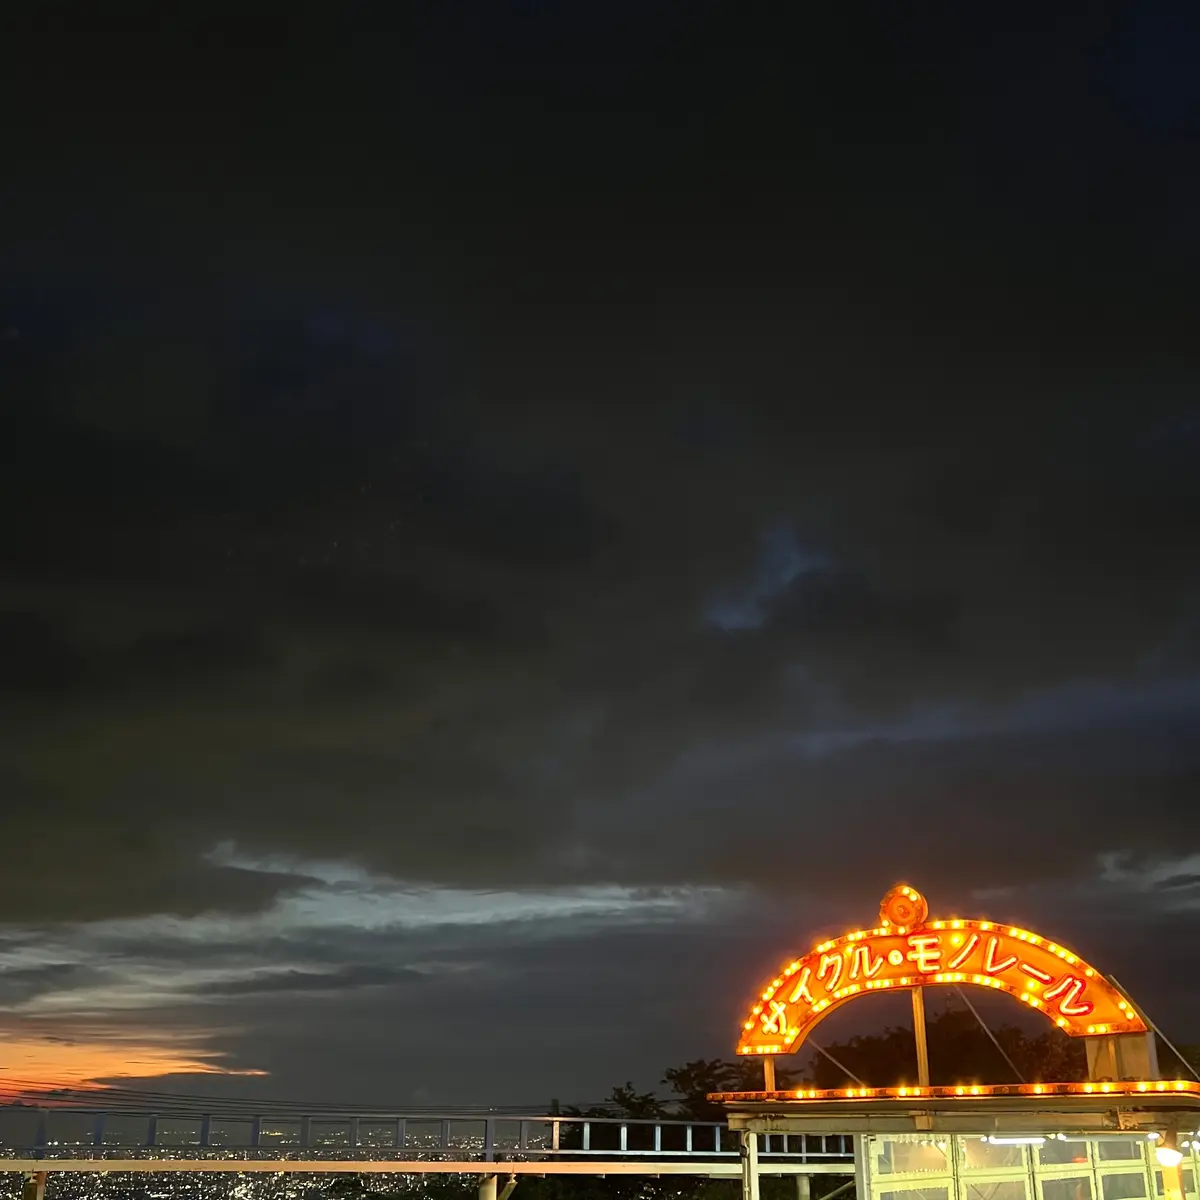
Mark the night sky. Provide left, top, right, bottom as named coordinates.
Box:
left=2, top=3, right=1199, bottom=1108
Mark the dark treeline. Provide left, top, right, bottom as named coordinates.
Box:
left=565, top=1006, right=1091, bottom=1130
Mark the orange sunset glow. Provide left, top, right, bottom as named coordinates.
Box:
left=0, top=1034, right=266, bottom=1101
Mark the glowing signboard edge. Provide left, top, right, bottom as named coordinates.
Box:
left=708, top=1079, right=1200, bottom=1102
left=737, top=884, right=1147, bottom=1055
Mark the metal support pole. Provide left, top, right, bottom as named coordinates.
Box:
left=479, top=1175, right=498, bottom=1200
left=763, top=1057, right=776, bottom=1092
left=22, top=1173, right=47, bottom=1200
left=1160, top=1161, right=1184, bottom=1200
left=1110, top=976, right=1186, bottom=1081
left=853, top=1134, right=872, bottom=1200
left=795, top=1173, right=812, bottom=1200
left=740, top=1130, right=761, bottom=1200
left=498, top=1178, right=519, bottom=1200
left=912, top=986, right=930, bottom=1087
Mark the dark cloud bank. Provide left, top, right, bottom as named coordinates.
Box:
left=0, top=2, right=1198, bottom=1105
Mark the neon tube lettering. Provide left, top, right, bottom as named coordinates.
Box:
left=983, top=936, right=1018, bottom=974
left=848, top=944, right=884, bottom=979
left=1019, top=962, right=1052, bottom=983
left=906, top=934, right=942, bottom=974
left=1044, top=976, right=1093, bottom=1017
left=761, top=999, right=789, bottom=1034
left=788, top=967, right=814, bottom=1004
left=947, top=933, right=979, bottom=970
left=818, top=953, right=843, bottom=991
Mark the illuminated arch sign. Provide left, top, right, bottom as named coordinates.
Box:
left=738, top=884, right=1146, bottom=1056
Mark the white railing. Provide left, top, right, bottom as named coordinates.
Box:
left=0, top=1109, right=854, bottom=1164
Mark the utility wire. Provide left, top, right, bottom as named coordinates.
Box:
left=0, top=1086, right=650, bottom=1118
left=954, top=986, right=1025, bottom=1084
left=0, top=1083, right=599, bottom=1116
left=1109, top=976, right=1200, bottom=1082
left=808, top=1040, right=866, bottom=1087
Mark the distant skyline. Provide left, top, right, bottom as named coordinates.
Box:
left=2, top=2, right=1199, bottom=1106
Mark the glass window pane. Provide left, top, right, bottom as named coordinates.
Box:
left=966, top=1182, right=1028, bottom=1200
left=357, top=1122, right=398, bottom=1149
left=1042, top=1177, right=1094, bottom=1200
left=44, top=1113, right=95, bottom=1147
left=154, top=1119, right=202, bottom=1146
left=1102, top=1174, right=1148, bottom=1200
left=1041, top=1140, right=1093, bottom=1167
left=1099, top=1142, right=1144, bottom=1163
left=874, top=1137, right=951, bottom=1174
left=445, top=1120, right=485, bottom=1152
left=1155, top=1169, right=1197, bottom=1197
left=310, top=1121, right=351, bottom=1147
left=963, top=1140, right=1027, bottom=1171
left=404, top=1120, right=443, bottom=1150
left=207, top=1120, right=252, bottom=1147
left=0, top=1110, right=42, bottom=1149
left=258, top=1120, right=302, bottom=1147
left=100, top=1116, right=150, bottom=1146
left=521, top=1122, right=555, bottom=1151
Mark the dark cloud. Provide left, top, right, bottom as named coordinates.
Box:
left=1154, top=873, right=1200, bottom=892
left=0, top=963, right=112, bottom=1007
left=190, top=964, right=431, bottom=998
left=0, top=611, right=89, bottom=697
left=0, top=1, right=1198, bottom=1104
left=305, top=657, right=393, bottom=702
left=0, top=770, right=316, bottom=920
left=277, top=562, right=531, bottom=643
left=122, top=624, right=277, bottom=681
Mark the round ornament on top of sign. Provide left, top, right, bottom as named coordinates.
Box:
left=879, top=883, right=928, bottom=930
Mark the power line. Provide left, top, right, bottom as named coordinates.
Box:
left=0, top=1082, right=592, bottom=1116
left=807, top=1040, right=865, bottom=1087
left=1109, top=975, right=1200, bottom=1083
left=953, top=986, right=1025, bottom=1084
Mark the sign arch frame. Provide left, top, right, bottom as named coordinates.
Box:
left=737, top=884, right=1147, bottom=1058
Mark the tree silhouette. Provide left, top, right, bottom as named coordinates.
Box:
left=804, top=1004, right=1086, bottom=1088
left=662, top=1058, right=803, bottom=1121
